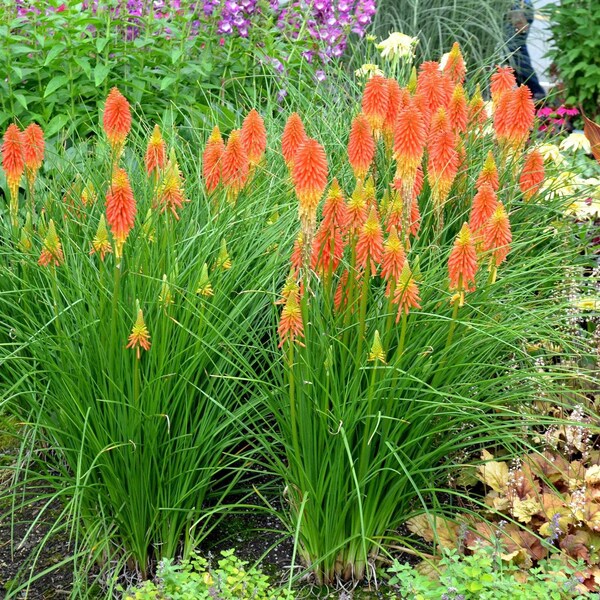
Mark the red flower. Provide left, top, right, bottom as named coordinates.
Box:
left=145, top=124, right=166, bottom=176
left=476, top=151, right=499, bottom=191
left=519, top=149, right=545, bottom=200
left=394, top=261, right=421, bottom=319
left=202, top=126, right=225, bottom=193
left=448, top=84, right=468, bottom=134
left=361, top=75, right=389, bottom=133
left=241, top=109, right=267, bottom=166
left=469, top=183, right=498, bottom=235
left=448, top=223, right=478, bottom=305
left=443, top=42, right=466, bottom=84
left=347, top=113, right=375, bottom=180
left=103, top=87, right=131, bottom=153
left=483, top=202, right=512, bottom=267
left=381, top=226, right=406, bottom=281
left=106, top=167, right=136, bottom=257
left=221, top=129, right=249, bottom=200
left=490, top=66, right=516, bottom=105
left=281, top=112, right=307, bottom=167
left=2, top=123, right=24, bottom=202
left=393, top=96, right=427, bottom=186
left=356, top=205, right=383, bottom=273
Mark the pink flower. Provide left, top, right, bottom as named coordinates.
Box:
left=56, top=3, right=66, bottom=11
left=536, top=107, right=553, bottom=118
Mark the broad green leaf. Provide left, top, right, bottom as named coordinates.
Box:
left=14, top=94, right=27, bottom=110
left=94, top=63, right=111, bottom=87
left=44, top=75, right=70, bottom=98
left=44, top=43, right=66, bottom=66
left=96, top=36, right=109, bottom=53
left=45, top=113, right=70, bottom=138
left=160, top=76, right=177, bottom=91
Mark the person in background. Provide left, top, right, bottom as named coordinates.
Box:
left=507, top=0, right=546, bottom=100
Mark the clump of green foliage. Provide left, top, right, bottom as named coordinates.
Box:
left=388, top=546, right=590, bottom=599
left=124, top=550, right=294, bottom=600
left=546, top=0, right=600, bottom=118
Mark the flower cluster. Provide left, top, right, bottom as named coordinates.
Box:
left=271, top=54, right=539, bottom=349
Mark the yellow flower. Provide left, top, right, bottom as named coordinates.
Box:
left=126, top=304, right=151, bottom=359
left=376, top=32, right=418, bottom=61
left=196, top=263, right=214, bottom=297
left=560, top=132, right=592, bottom=154
left=355, top=63, right=385, bottom=79
left=368, top=330, right=386, bottom=363
left=536, top=143, right=564, bottom=166
left=216, top=239, right=232, bottom=270
left=90, top=214, right=113, bottom=261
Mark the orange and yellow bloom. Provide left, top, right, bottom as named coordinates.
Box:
left=448, top=223, right=478, bottom=306
left=105, top=167, right=136, bottom=258
left=202, top=126, right=225, bottom=193
left=38, top=219, right=64, bottom=267
left=126, top=307, right=151, bottom=359
left=103, top=87, right=131, bottom=156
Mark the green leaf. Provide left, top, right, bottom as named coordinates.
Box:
left=45, top=113, right=69, bottom=137
left=94, top=63, right=111, bottom=87
left=44, top=43, right=66, bottom=66
left=96, top=36, right=109, bottom=53
left=44, top=75, right=70, bottom=98
left=74, top=57, right=92, bottom=79
left=160, top=76, right=177, bottom=91
left=14, top=94, right=27, bottom=110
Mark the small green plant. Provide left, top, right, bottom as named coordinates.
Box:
left=388, top=546, right=591, bottom=599
left=124, top=549, right=294, bottom=600
left=546, top=0, right=600, bottom=118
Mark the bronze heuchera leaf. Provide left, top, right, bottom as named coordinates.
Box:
left=583, top=113, right=600, bottom=164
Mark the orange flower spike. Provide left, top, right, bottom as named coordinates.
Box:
left=490, top=65, right=516, bottom=106
left=102, top=87, right=131, bottom=155
left=221, top=129, right=250, bottom=201
left=2, top=123, right=24, bottom=218
left=145, top=125, right=166, bottom=177
left=381, top=226, right=406, bottom=281
left=507, top=85, right=535, bottom=148
left=126, top=307, right=151, bottom=359
left=90, top=214, right=112, bottom=261
left=356, top=205, right=384, bottom=273
left=476, top=151, right=499, bottom=191
left=241, top=108, right=267, bottom=167
left=202, top=126, right=225, bottom=193
left=443, top=42, right=466, bottom=85
left=292, top=137, right=328, bottom=232
left=469, top=183, right=498, bottom=235
left=278, top=290, right=304, bottom=348
left=427, top=108, right=459, bottom=208
left=394, top=262, right=421, bottom=320
left=21, top=123, right=44, bottom=186
left=312, top=223, right=344, bottom=274
left=281, top=112, right=307, bottom=168
left=493, top=87, right=513, bottom=144
left=159, top=150, right=187, bottom=219
left=483, top=202, right=512, bottom=270
left=382, top=79, right=403, bottom=148
left=105, top=167, right=136, bottom=259
left=361, top=74, right=389, bottom=134
left=467, top=84, right=487, bottom=129
left=448, top=223, right=478, bottom=306
left=448, top=84, right=468, bottom=134
left=416, top=61, right=453, bottom=118
left=393, top=96, right=427, bottom=184
left=348, top=113, right=375, bottom=181
left=38, top=219, right=64, bottom=267
left=519, top=149, right=545, bottom=200
left=321, top=178, right=349, bottom=231
left=347, top=180, right=368, bottom=234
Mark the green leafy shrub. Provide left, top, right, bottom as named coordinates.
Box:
left=388, top=546, right=590, bottom=599
left=546, top=0, right=600, bottom=118
left=124, top=550, right=294, bottom=600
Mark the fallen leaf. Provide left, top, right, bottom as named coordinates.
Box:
left=583, top=113, right=600, bottom=164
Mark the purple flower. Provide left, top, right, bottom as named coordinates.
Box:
left=315, top=69, right=326, bottom=82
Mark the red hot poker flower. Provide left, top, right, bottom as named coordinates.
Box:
left=145, top=125, right=166, bottom=176
left=361, top=75, right=389, bottom=133
left=394, top=261, right=421, bottom=320
left=483, top=202, right=512, bottom=269
left=103, top=87, right=131, bottom=154
left=476, top=152, right=499, bottom=191
left=202, top=126, right=225, bottom=193
left=221, top=129, right=249, bottom=201
left=281, top=112, right=307, bottom=167
left=347, top=113, right=375, bottom=180
left=469, top=183, right=498, bottom=235
left=241, top=108, right=267, bottom=166
left=416, top=61, right=453, bottom=120
left=448, top=223, right=478, bottom=306
left=448, top=84, right=468, bottom=134
left=490, top=66, right=516, bottom=105
left=467, top=84, right=487, bottom=130
left=381, top=226, right=406, bottom=282
left=519, top=149, right=545, bottom=200
left=2, top=123, right=24, bottom=207
left=38, top=219, right=64, bottom=267
left=443, top=42, right=466, bottom=85
left=292, top=137, right=328, bottom=233
left=321, top=179, right=349, bottom=232
left=278, top=290, right=304, bottom=348
left=126, top=307, right=151, bottom=359
left=106, top=167, right=136, bottom=257
left=159, top=151, right=187, bottom=219
left=507, top=85, right=535, bottom=148
left=356, top=205, right=383, bottom=273
left=21, top=123, right=44, bottom=186
left=382, top=79, right=406, bottom=148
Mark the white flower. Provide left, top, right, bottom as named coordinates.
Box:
left=439, top=52, right=450, bottom=71
left=568, top=199, right=600, bottom=220
left=376, top=32, right=418, bottom=61
left=355, top=63, right=385, bottom=79
left=536, top=143, right=564, bottom=166
left=559, top=132, right=592, bottom=154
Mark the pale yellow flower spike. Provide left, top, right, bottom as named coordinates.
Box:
left=368, top=330, right=386, bottom=364
left=216, top=239, right=232, bottom=270
left=196, top=263, right=214, bottom=297
left=159, top=274, right=174, bottom=310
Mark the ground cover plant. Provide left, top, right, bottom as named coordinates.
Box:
left=0, top=0, right=376, bottom=138
left=0, top=32, right=598, bottom=600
